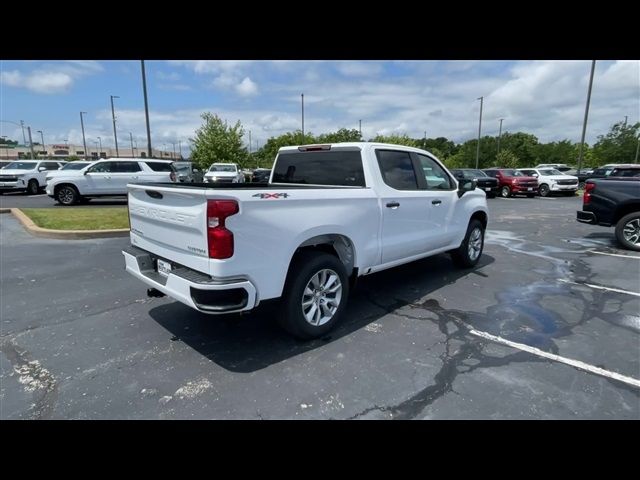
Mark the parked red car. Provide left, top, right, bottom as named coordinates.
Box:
left=482, top=168, right=539, bottom=198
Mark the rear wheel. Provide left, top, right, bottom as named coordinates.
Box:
left=56, top=185, right=79, bottom=206
left=500, top=186, right=511, bottom=198
left=451, top=219, right=485, bottom=268
left=278, top=251, right=349, bottom=339
left=27, top=179, right=39, bottom=195
left=615, top=212, right=640, bottom=251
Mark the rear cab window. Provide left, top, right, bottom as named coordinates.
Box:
left=272, top=150, right=365, bottom=186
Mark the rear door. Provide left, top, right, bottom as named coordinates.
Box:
left=110, top=161, right=143, bottom=192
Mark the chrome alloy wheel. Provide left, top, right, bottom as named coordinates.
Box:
left=301, top=269, right=343, bottom=326
left=468, top=227, right=483, bottom=261
left=623, top=218, right=640, bottom=246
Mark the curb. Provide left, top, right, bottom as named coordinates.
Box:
left=6, top=208, right=129, bottom=239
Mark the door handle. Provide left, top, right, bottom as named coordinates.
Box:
left=386, top=201, right=400, bottom=208
left=131, top=176, right=139, bottom=179
left=431, top=200, right=442, bottom=206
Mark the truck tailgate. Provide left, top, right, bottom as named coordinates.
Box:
left=127, top=184, right=210, bottom=274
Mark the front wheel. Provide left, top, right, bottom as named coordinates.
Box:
left=27, top=179, right=39, bottom=195
left=539, top=184, right=550, bottom=197
left=615, top=212, right=640, bottom=251
left=451, top=219, right=485, bottom=268
left=278, top=251, right=349, bottom=339
left=500, top=186, right=511, bottom=198
left=56, top=185, right=79, bottom=205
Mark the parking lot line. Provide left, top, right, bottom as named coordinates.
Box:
left=558, top=278, right=640, bottom=297
left=588, top=250, right=640, bottom=260
left=469, top=329, right=640, bottom=388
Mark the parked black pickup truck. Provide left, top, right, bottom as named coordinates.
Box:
left=576, top=164, right=640, bottom=189
left=577, top=178, right=640, bottom=251
left=450, top=169, right=499, bottom=198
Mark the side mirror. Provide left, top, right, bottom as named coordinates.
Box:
left=38, top=167, right=47, bottom=172
left=532, top=173, right=539, bottom=177
left=457, top=179, right=477, bottom=198
left=84, top=170, right=90, bottom=175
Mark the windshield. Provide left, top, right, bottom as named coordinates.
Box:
left=539, top=169, right=563, bottom=176
left=209, top=165, right=236, bottom=172
left=6, top=161, right=37, bottom=170
left=62, top=162, right=90, bottom=170
left=465, top=169, right=487, bottom=178
left=502, top=169, right=525, bottom=177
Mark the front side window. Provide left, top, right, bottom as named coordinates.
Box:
left=41, top=162, right=61, bottom=170
left=376, top=150, right=418, bottom=190
left=416, top=154, right=453, bottom=190
left=88, top=162, right=116, bottom=173
left=62, top=162, right=90, bottom=170
left=520, top=170, right=536, bottom=176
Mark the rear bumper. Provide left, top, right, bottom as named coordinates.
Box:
left=577, top=210, right=597, bottom=224
left=122, top=245, right=257, bottom=314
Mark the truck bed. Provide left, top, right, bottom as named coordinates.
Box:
left=133, top=182, right=365, bottom=190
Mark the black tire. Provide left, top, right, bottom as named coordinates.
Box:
left=500, top=186, right=511, bottom=198
left=278, top=251, right=350, bottom=339
left=56, top=185, right=79, bottom=206
left=615, top=212, right=640, bottom=252
left=539, top=184, right=550, bottom=197
left=451, top=219, right=485, bottom=268
left=27, top=179, right=39, bottom=195
left=526, top=193, right=535, bottom=198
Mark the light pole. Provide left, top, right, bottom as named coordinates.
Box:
left=624, top=116, right=628, bottom=125
left=359, top=120, right=362, bottom=138
left=110, top=95, right=120, bottom=157
left=80, top=112, right=88, bottom=160
left=172, top=141, right=176, bottom=160
left=26, top=126, right=35, bottom=159
left=0, top=120, right=34, bottom=157
left=36, top=130, right=45, bottom=157
left=20, top=120, right=26, bottom=145
left=97, top=136, right=102, bottom=157
left=634, top=136, right=639, bottom=164
left=178, top=140, right=182, bottom=160
left=577, top=60, right=596, bottom=175
left=248, top=130, right=252, bottom=154
left=93, top=140, right=98, bottom=158
left=130, top=132, right=135, bottom=158
left=475, top=96, right=484, bottom=169
left=301, top=93, right=305, bottom=143
left=497, top=118, right=504, bottom=157
left=141, top=60, right=152, bottom=158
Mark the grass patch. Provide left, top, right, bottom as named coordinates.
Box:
left=21, top=208, right=129, bottom=230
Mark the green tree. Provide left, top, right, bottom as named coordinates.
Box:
left=371, top=134, right=419, bottom=147
left=496, top=149, right=519, bottom=168
left=316, top=128, right=362, bottom=143
left=498, top=132, right=538, bottom=167
left=0, top=137, right=19, bottom=146
left=592, top=121, right=640, bottom=165
left=257, top=130, right=315, bottom=168
left=67, top=155, right=81, bottom=161
left=190, top=113, right=248, bottom=170
left=533, top=140, right=575, bottom=166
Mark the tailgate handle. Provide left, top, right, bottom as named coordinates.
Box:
left=146, top=190, right=163, bottom=199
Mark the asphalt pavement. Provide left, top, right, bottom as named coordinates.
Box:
left=1, top=195, right=638, bottom=419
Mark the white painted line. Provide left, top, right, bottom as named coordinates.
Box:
left=588, top=250, right=640, bottom=260
left=558, top=278, right=640, bottom=297
left=469, top=329, right=640, bottom=388
left=538, top=197, right=556, bottom=200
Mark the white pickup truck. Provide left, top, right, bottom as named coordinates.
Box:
left=123, top=143, right=488, bottom=338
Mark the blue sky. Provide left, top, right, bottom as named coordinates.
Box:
left=1, top=60, right=638, bottom=155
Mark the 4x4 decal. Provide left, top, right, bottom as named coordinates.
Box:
left=252, top=193, right=290, bottom=199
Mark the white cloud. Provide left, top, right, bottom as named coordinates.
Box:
left=0, top=61, right=103, bottom=94
left=236, top=77, right=258, bottom=96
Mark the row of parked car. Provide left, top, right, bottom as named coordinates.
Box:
left=0, top=158, right=273, bottom=205
left=450, top=163, right=639, bottom=199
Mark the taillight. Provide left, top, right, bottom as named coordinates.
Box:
left=170, top=171, right=177, bottom=182
left=583, top=182, right=595, bottom=205
left=207, top=200, right=239, bottom=259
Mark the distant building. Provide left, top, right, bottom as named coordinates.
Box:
left=0, top=143, right=182, bottom=161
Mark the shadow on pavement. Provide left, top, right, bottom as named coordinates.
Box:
left=149, top=253, right=495, bottom=373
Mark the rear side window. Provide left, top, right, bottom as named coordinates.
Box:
left=114, top=162, right=142, bottom=173
left=145, top=162, right=175, bottom=172
left=272, top=151, right=365, bottom=186
left=611, top=168, right=640, bottom=177
left=376, top=150, right=418, bottom=190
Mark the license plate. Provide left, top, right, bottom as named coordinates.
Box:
left=157, top=259, right=172, bottom=277
left=485, top=187, right=491, bottom=191
left=528, top=187, right=533, bottom=191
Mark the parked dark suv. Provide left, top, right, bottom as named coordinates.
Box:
left=251, top=168, right=271, bottom=183
left=450, top=169, right=499, bottom=198
left=482, top=168, right=539, bottom=198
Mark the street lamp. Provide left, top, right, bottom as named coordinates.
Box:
left=36, top=130, right=46, bottom=157
left=301, top=93, right=305, bottom=142
left=475, top=96, right=484, bottom=169
left=141, top=60, right=152, bottom=158
left=80, top=112, right=88, bottom=160
left=171, top=141, right=176, bottom=160
left=97, top=136, right=102, bottom=157
left=577, top=60, right=596, bottom=174
left=110, top=95, right=120, bottom=157
left=130, top=132, right=135, bottom=158
left=497, top=118, right=504, bottom=157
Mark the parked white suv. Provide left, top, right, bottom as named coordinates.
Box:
left=46, top=158, right=177, bottom=205
left=518, top=168, right=579, bottom=197
left=204, top=163, right=244, bottom=183
left=0, top=160, right=66, bottom=195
